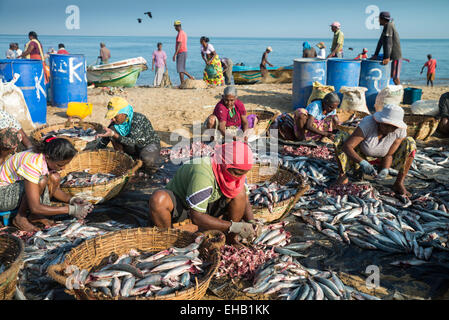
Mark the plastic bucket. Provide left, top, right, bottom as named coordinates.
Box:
left=49, top=54, right=88, bottom=108
left=292, top=58, right=327, bottom=109
left=326, top=59, right=361, bottom=95
left=403, top=88, right=423, bottom=105
left=0, top=59, right=47, bottom=124
left=359, top=60, right=391, bottom=112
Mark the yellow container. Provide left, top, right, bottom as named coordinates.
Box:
left=66, top=102, right=93, bottom=120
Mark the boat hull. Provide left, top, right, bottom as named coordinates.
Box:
left=87, top=57, right=147, bottom=87
left=232, top=66, right=293, bottom=84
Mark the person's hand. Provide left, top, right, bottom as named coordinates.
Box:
left=97, top=128, right=115, bottom=138
left=229, top=221, right=256, bottom=240
left=359, top=160, right=377, bottom=176
left=420, top=71, right=423, bottom=75
left=69, top=197, right=88, bottom=206
left=172, top=55, right=176, bottom=62
left=370, top=55, right=378, bottom=60
left=69, top=203, right=92, bottom=220
left=376, top=168, right=389, bottom=180
left=152, top=66, right=154, bottom=71
left=382, top=58, right=390, bottom=65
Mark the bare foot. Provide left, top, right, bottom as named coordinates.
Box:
left=28, top=214, right=55, bottom=228
left=392, top=183, right=411, bottom=197
left=12, top=215, right=40, bottom=232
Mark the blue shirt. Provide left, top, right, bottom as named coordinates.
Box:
left=306, top=100, right=336, bottom=121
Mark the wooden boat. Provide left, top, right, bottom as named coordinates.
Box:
left=232, top=65, right=293, bottom=84
left=87, top=57, right=148, bottom=87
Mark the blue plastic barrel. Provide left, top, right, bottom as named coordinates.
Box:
left=359, top=60, right=391, bottom=112
left=0, top=59, right=47, bottom=124
left=326, top=59, right=361, bottom=95
left=292, top=58, right=327, bottom=109
left=49, top=54, right=88, bottom=108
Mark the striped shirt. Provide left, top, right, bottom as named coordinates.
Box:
left=0, top=151, right=49, bottom=186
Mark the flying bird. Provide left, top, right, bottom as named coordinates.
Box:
left=137, top=18, right=142, bottom=23
left=144, top=12, right=152, bottom=18
left=348, top=47, right=354, bottom=51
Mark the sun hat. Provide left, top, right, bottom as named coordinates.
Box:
left=105, top=96, right=130, bottom=119
left=330, top=21, right=341, bottom=28
left=266, top=46, right=272, bottom=52
left=174, top=20, right=182, bottom=26
left=362, top=48, right=368, bottom=53
left=316, top=42, right=326, bottom=49
left=373, top=104, right=407, bottom=129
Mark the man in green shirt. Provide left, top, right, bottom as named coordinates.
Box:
left=327, top=21, right=344, bottom=59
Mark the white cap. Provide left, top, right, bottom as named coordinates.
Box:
left=266, top=46, right=272, bottom=52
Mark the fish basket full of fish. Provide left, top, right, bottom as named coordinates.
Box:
left=30, top=120, right=104, bottom=151
left=58, top=149, right=143, bottom=204
left=403, top=114, right=440, bottom=141
left=336, top=110, right=370, bottom=135
left=47, top=227, right=222, bottom=300
left=246, top=109, right=277, bottom=136
left=0, top=233, right=24, bottom=300
left=247, top=163, right=309, bottom=223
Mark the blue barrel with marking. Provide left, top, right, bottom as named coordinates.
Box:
left=292, top=58, right=327, bottom=109
left=49, top=54, right=88, bottom=108
left=326, top=59, right=361, bottom=96
left=0, top=59, right=47, bottom=124
left=359, top=60, right=391, bottom=112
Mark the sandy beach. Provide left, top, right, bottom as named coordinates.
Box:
left=45, top=83, right=449, bottom=147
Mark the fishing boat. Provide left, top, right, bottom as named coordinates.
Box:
left=87, top=57, right=148, bottom=87
left=232, top=65, right=293, bottom=85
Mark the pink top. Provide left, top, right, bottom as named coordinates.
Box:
left=424, top=59, right=436, bottom=75
left=176, top=30, right=187, bottom=53
left=213, top=99, right=247, bottom=128
left=152, top=50, right=167, bottom=68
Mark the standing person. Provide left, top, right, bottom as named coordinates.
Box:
left=6, top=43, right=18, bottom=59
left=200, top=37, right=224, bottom=87
left=220, top=57, right=233, bottom=85
left=152, top=42, right=167, bottom=87
left=98, top=43, right=111, bottom=65
left=302, top=41, right=317, bottom=58
left=260, top=47, right=273, bottom=78
left=316, top=42, right=326, bottom=59
left=355, top=48, right=368, bottom=60
left=327, top=22, right=344, bottom=58
left=371, top=12, right=402, bottom=85
left=173, top=20, right=194, bottom=84
left=17, top=31, right=50, bottom=83
left=420, top=54, right=437, bottom=87
left=14, top=43, right=22, bottom=58
left=57, top=43, right=69, bottom=54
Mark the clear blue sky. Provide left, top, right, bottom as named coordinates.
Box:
left=1, top=0, right=449, bottom=38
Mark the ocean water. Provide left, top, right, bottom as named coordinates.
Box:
left=1, top=34, right=448, bottom=87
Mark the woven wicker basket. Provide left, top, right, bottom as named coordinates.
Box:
left=47, top=227, right=222, bottom=300
left=59, top=149, right=142, bottom=204
left=404, top=114, right=440, bottom=141
left=30, top=119, right=104, bottom=151
left=0, top=234, right=24, bottom=300
left=246, top=109, right=278, bottom=136
left=246, top=163, right=309, bottom=223
left=336, top=110, right=370, bottom=135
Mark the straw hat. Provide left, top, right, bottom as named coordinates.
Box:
left=174, top=20, right=182, bottom=26
left=373, top=104, right=407, bottom=129
left=105, top=97, right=130, bottom=119
left=316, top=42, right=326, bottom=49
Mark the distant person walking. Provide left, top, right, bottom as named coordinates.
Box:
left=18, top=31, right=50, bottom=83
left=98, top=43, right=111, bottom=65
left=152, top=42, right=167, bottom=87
left=5, top=43, right=18, bottom=59
left=355, top=48, right=368, bottom=60
left=260, top=47, right=273, bottom=78
left=371, top=11, right=402, bottom=85
left=220, top=57, right=233, bottom=85
left=57, top=43, right=69, bottom=54
left=327, top=22, right=344, bottom=58
left=421, top=54, right=437, bottom=87
left=173, top=20, right=194, bottom=84
left=316, top=42, right=326, bottom=59
left=200, top=37, right=224, bottom=87
left=302, top=41, right=317, bottom=58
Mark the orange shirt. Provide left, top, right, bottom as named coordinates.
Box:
left=176, top=30, right=187, bottom=53
left=424, top=59, right=436, bottom=75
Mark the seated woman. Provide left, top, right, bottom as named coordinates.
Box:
left=0, top=137, right=93, bottom=232
left=271, top=92, right=340, bottom=142
left=200, top=36, right=225, bottom=87
left=334, top=104, right=416, bottom=200
left=148, top=141, right=256, bottom=246
left=95, top=97, right=161, bottom=173
left=204, top=86, right=258, bottom=142
left=302, top=41, right=317, bottom=58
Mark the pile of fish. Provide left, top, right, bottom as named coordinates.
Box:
left=244, top=255, right=379, bottom=300
left=340, top=113, right=366, bottom=128
left=282, top=145, right=334, bottom=161
left=324, top=183, right=374, bottom=197
left=248, top=181, right=300, bottom=212
left=409, top=147, right=449, bottom=183
left=160, top=141, right=213, bottom=162
left=45, top=127, right=97, bottom=142
left=16, top=219, right=133, bottom=300
left=61, top=170, right=116, bottom=188
left=62, top=234, right=209, bottom=298
left=252, top=222, right=292, bottom=247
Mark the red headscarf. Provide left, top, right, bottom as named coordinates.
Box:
left=210, top=141, right=254, bottom=199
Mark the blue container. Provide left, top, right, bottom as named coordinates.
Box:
left=359, top=60, right=391, bottom=112
left=49, top=54, right=88, bottom=108
left=403, top=87, right=422, bottom=105
left=292, top=58, right=327, bottom=109
left=0, top=59, right=47, bottom=124
left=326, top=59, right=361, bottom=95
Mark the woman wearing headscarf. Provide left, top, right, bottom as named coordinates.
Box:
left=334, top=104, right=416, bottom=201
left=200, top=37, right=225, bottom=86
left=302, top=41, right=317, bottom=58
left=95, top=97, right=161, bottom=172
left=18, top=31, right=50, bottom=83
left=148, top=141, right=256, bottom=246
